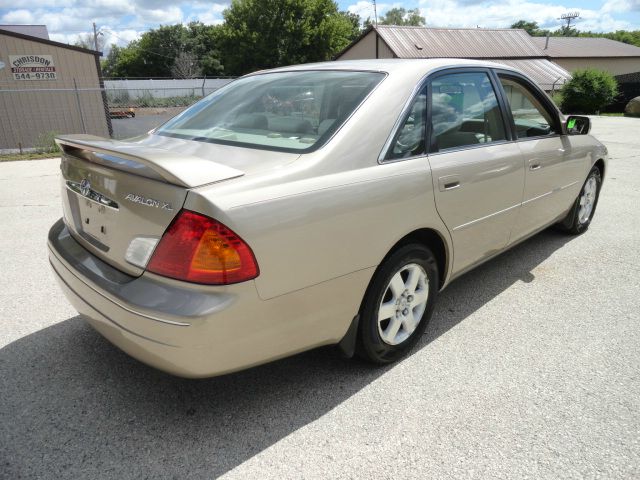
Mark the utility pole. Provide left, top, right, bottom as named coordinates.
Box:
left=559, top=12, right=580, bottom=35
left=93, top=22, right=99, bottom=52
left=373, top=0, right=378, bottom=27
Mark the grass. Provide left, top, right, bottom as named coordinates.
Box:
left=0, top=152, right=61, bottom=162
left=600, top=113, right=625, bottom=117
left=108, top=94, right=200, bottom=109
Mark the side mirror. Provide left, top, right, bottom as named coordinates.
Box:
left=566, top=115, right=591, bottom=135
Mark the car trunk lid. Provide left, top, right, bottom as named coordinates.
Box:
left=56, top=134, right=244, bottom=276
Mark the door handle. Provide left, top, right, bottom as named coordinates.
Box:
left=438, top=175, right=461, bottom=192
left=530, top=164, right=542, bottom=171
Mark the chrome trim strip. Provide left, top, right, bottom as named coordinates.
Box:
left=560, top=180, right=579, bottom=190
left=453, top=203, right=520, bottom=231
left=522, top=181, right=579, bottom=206
left=428, top=139, right=512, bottom=157
left=522, top=190, right=552, bottom=205
left=66, top=180, right=119, bottom=210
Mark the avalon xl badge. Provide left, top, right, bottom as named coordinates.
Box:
left=125, top=193, right=173, bottom=211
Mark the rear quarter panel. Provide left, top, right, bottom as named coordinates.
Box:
left=186, top=157, right=450, bottom=300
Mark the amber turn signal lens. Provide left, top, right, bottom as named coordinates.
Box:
left=147, top=210, right=259, bottom=285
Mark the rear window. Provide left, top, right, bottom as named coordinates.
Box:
left=156, top=70, right=385, bottom=153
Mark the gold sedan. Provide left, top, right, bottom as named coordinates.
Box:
left=48, top=59, right=606, bottom=377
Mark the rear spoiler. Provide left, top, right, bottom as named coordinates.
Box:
left=56, top=134, right=244, bottom=188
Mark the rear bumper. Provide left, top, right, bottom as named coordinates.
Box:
left=48, top=219, right=371, bottom=377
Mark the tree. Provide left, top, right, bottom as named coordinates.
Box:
left=379, top=7, right=425, bottom=26
left=510, top=20, right=548, bottom=37
left=171, top=51, right=202, bottom=78
left=560, top=69, right=618, bottom=114
left=101, top=44, right=123, bottom=77
left=579, top=29, right=640, bottom=47
left=557, top=24, right=579, bottom=37
left=182, top=22, right=224, bottom=75
left=74, top=32, right=106, bottom=51
left=217, top=0, right=360, bottom=76
left=340, top=10, right=365, bottom=40
left=98, top=22, right=224, bottom=78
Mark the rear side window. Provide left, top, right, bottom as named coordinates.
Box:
left=156, top=70, right=385, bottom=153
left=430, top=72, right=507, bottom=152
left=385, top=87, right=427, bottom=160
left=499, top=76, right=558, bottom=138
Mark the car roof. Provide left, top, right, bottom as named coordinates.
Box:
left=265, top=58, right=522, bottom=77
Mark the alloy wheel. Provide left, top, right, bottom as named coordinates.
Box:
left=377, top=263, right=429, bottom=346
left=578, top=176, right=597, bottom=224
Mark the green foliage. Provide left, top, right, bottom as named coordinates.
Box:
left=0, top=152, right=60, bottom=162
left=379, top=7, right=425, bottom=26
left=510, top=20, right=549, bottom=37
left=107, top=90, right=200, bottom=108
left=560, top=69, right=618, bottom=114
left=578, top=30, right=640, bottom=47
left=217, top=0, right=361, bottom=76
left=34, top=131, right=61, bottom=154
left=101, top=45, right=123, bottom=77
left=106, top=89, right=130, bottom=105
left=137, top=94, right=200, bottom=108
left=100, top=22, right=224, bottom=78
left=340, top=10, right=363, bottom=36
left=510, top=19, right=640, bottom=46
left=551, top=91, right=563, bottom=109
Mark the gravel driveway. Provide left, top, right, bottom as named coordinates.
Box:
left=1, top=116, right=638, bottom=479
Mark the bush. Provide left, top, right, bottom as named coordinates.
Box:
left=34, top=131, right=61, bottom=154
left=106, top=89, right=130, bottom=107
left=560, top=69, right=618, bottom=114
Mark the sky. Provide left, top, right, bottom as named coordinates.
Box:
left=0, top=0, right=638, bottom=51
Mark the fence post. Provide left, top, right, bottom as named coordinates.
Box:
left=202, top=75, right=206, bottom=97
left=73, top=78, right=87, bottom=134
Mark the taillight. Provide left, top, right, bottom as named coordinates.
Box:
left=147, top=210, right=259, bottom=285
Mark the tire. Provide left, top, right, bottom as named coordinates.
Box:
left=357, top=244, right=439, bottom=364
left=557, top=167, right=602, bottom=235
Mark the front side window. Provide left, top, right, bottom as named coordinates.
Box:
left=499, top=76, right=558, bottom=138
left=156, top=70, right=385, bottom=153
left=430, top=72, right=507, bottom=152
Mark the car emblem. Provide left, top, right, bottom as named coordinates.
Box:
left=80, top=178, right=91, bottom=197
left=66, top=179, right=119, bottom=209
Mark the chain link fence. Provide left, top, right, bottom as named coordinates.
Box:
left=0, top=77, right=234, bottom=153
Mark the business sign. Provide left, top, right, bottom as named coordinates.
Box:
left=9, top=55, right=57, bottom=80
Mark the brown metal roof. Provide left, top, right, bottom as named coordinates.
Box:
left=532, top=36, right=640, bottom=58
left=0, top=28, right=101, bottom=56
left=493, top=59, right=571, bottom=89
left=375, top=26, right=545, bottom=59
left=0, top=24, right=49, bottom=40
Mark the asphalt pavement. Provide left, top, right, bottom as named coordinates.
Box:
left=1, top=116, right=639, bottom=479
